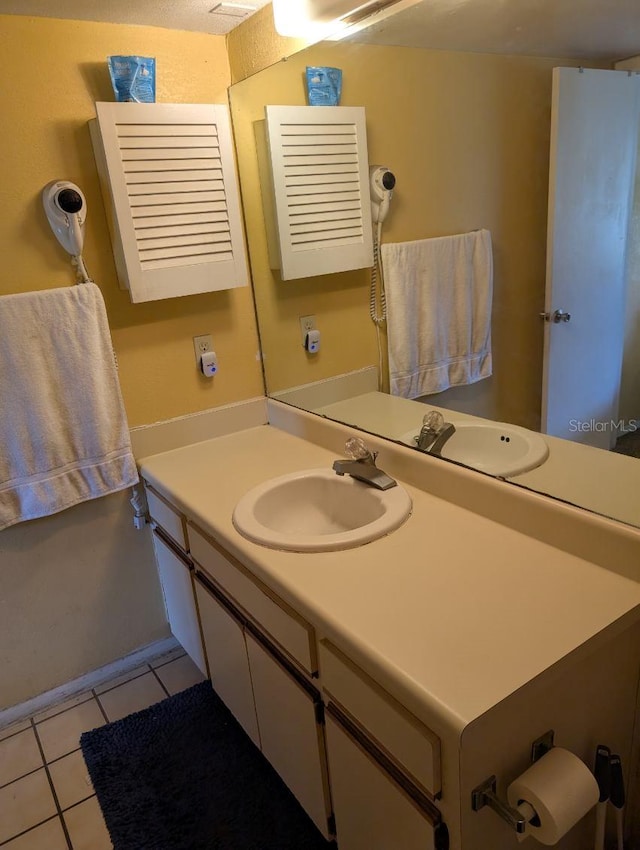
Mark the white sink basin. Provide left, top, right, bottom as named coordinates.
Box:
left=400, top=421, right=549, bottom=477
left=232, top=468, right=412, bottom=552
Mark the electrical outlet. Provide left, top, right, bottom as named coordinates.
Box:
left=193, top=334, right=213, bottom=365
left=299, top=315, right=316, bottom=345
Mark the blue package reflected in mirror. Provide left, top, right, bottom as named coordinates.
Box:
left=306, top=67, right=342, bottom=106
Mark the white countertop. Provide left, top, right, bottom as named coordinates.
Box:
left=140, top=424, right=640, bottom=737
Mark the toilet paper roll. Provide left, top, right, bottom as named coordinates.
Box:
left=506, top=747, right=599, bottom=846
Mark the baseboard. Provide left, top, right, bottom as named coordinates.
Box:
left=0, top=635, right=180, bottom=730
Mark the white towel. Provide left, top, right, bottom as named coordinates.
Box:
left=0, top=283, right=138, bottom=530
left=382, top=229, right=493, bottom=399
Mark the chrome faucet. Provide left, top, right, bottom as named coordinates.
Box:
left=414, top=411, right=456, bottom=456
left=332, top=438, right=397, bottom=491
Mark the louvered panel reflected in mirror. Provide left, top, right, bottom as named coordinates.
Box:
left=262, top=105, right=373, bottom=280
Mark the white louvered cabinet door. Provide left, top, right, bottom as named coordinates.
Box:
left=91, top=102, right=248, bottom=302
left=265, top=105, right=374, bottom=280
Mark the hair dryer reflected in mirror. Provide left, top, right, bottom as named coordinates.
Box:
left=370, top=165, right=396, bottom=224
left=368, top=165, right=396, bottom=388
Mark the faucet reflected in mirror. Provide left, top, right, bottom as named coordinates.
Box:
left=228, top=9, right=640, bottom=529
left=411, top=412, right=456, bottom=456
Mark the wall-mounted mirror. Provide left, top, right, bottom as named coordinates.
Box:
left=229, top=0, right=640, bottom=529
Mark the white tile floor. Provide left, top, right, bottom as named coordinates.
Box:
left=0, top=647, right=205, bottom=849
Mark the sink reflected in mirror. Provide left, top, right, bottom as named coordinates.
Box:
left=400, top=421, right=549, bottom=478
left=232, top=469, right=412, bottom=552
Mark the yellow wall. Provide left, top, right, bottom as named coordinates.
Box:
left=226, top=4, right=310, bottom=84
left=229, top=40, right=604, bottom=428
left=0, top=15, right=264, bottom=427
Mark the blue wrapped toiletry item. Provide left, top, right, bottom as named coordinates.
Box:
left=306, top=67, right=342, bottom=106
left=108, top=56, right=156, bottom=103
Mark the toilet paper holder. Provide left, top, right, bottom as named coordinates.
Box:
left=471, top=730, right=555, bottom=834
left=471, top=776, right=529, bottom=834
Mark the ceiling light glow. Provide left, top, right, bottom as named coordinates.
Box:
left=272, top=0, right=410, bottom=40
left=271, top=0, right=365, bottom=39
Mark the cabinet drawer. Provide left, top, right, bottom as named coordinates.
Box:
left=146, top=484, right=187, bottom=551
left=188, top=523, right=317, bottom=675
left=320, top=641, right=441, bottom=797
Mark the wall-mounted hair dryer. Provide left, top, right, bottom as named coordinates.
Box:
left=370, top=165, right=396, bottom=224
left=42, top=180, right=91, bottom=282
left=42, top=181, right=87, bottom=256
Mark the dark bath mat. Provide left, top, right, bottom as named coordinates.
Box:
left=80, top=680, right=333, bottom=850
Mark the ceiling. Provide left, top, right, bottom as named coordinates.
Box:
left=347, top=0, right=640, bottom=62
left=0, top=0, right=271, bottom=35
left=0, top=0, right=637, bottom=59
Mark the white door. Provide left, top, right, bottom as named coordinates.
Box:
left=542, top=67, right=640, bottom=449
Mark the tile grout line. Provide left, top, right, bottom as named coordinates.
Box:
left=60, top=793, right=98, bottom=816
left=0, top=814, right=60, bottom=848
left=92, top=689, right=110, bottom=725
left=0, top=725, right=33, bottom=745
left=94, top=668, right=152, bottom=698
left=0, top=763, right=44, bottom=792
left=151, top=652, right=186, bottom=671
left=32, top=695, right=94, bottom=728
left=149, top=665, right=171, bottom=698
left=30, top=719, right=74, bottom=850
left=92, top=655, right=182, bottom=703
left=47, top=746, right=82, bottom=768
left=0, top=693, right=94, bottom=741
left=60, top=792, right=97, bottom=814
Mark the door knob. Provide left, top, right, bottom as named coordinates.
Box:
left=539, top=309, right=571, bottom=323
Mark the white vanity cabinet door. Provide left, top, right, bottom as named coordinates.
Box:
left=325, top=714, right=436, bottom=850
left=152, top=530, right=207, bottom=676
left=194, top=575, right=260, bottom=748
left=245, top=632, right=332, bottom=839
left=188, top=523, right=317, bottom=674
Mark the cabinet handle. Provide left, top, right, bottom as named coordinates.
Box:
left=152, top=525, right=192, bottom=569
left=326, top=701, right=443, bottom=828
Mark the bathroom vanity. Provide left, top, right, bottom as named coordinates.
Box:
left=139, top=407, right=640, bottom=850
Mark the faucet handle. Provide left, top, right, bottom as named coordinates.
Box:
left=422, top=410, right=445, bottom=431
left=344, top=437, right=377, bottom=463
